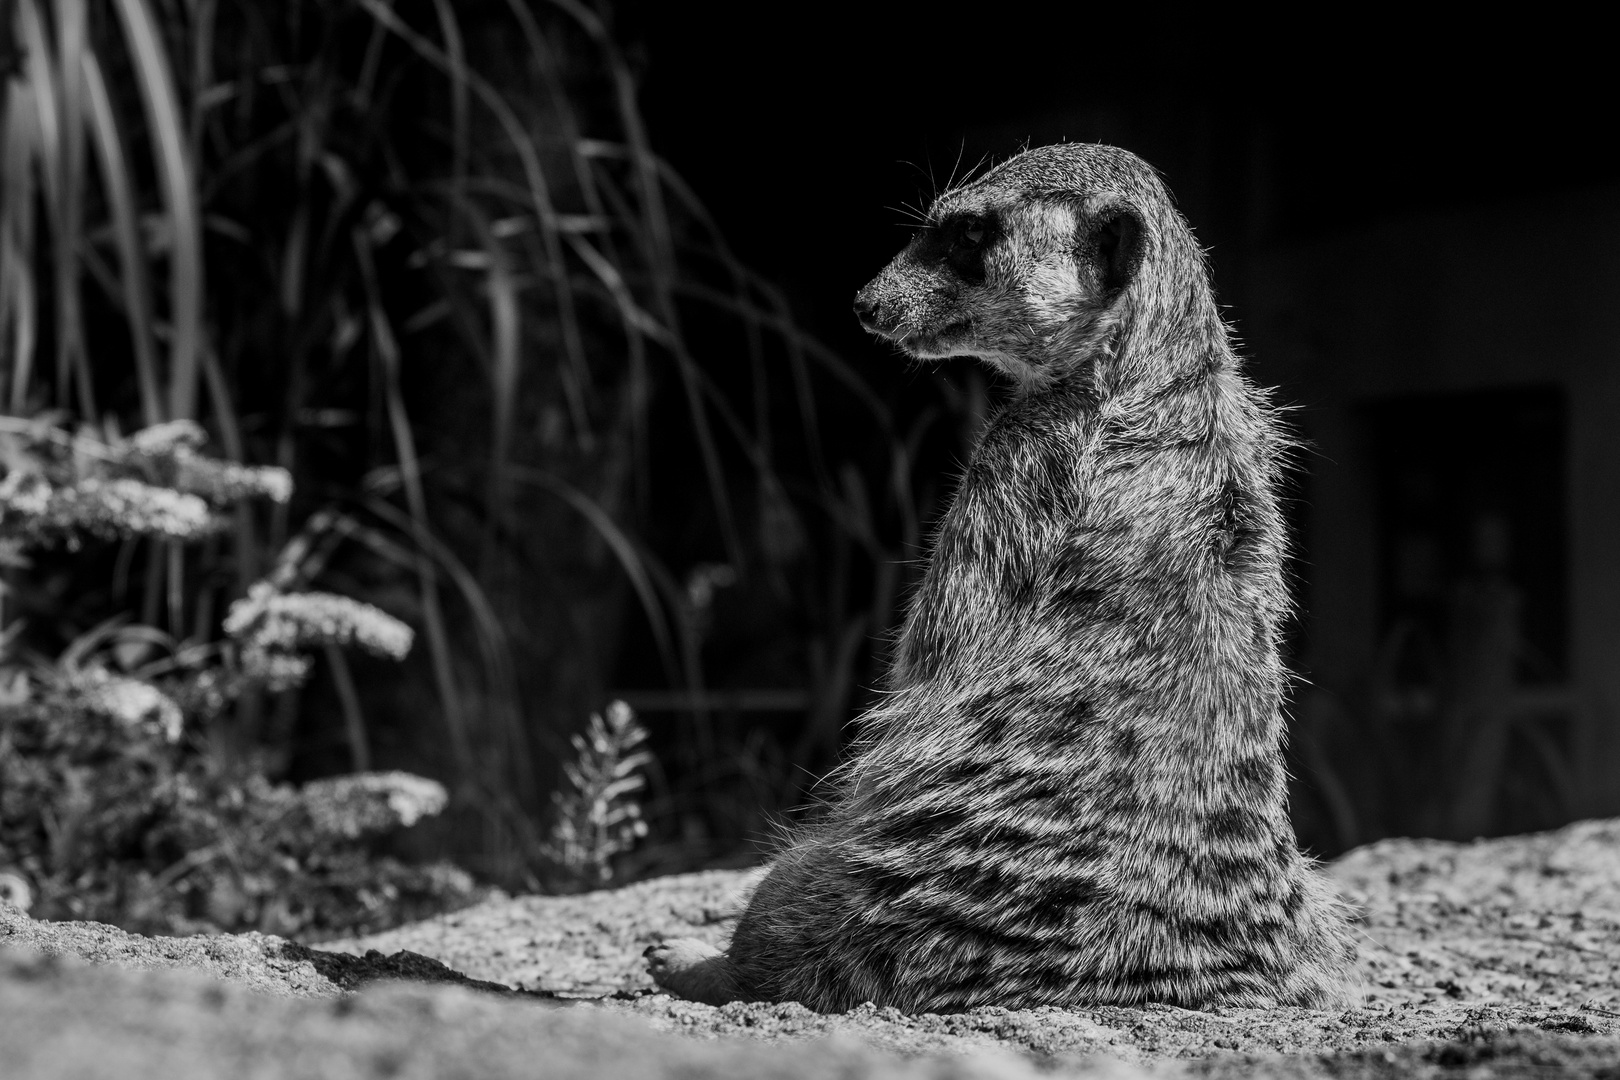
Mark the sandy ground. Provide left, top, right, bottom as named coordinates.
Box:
left=4, top=819, right=1620, bottom=1078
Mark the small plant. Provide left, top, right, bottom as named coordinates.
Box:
left=543, top=699, right=653, bottom=887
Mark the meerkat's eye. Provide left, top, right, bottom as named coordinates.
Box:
left=939, top=215, right=994, bottom=283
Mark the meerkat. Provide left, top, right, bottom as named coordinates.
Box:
left=644, top=142, right=1355, bottom=1013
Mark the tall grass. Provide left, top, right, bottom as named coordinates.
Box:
left=0, top=0, right=938, bottom=883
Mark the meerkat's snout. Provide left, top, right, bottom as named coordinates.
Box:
left=856, top=208, right=997, bottom=349
left=853, top=254, right=971, bottom=358
left=852, top=269, right=917, bottom=344
left=852, top=283, right=884, bottom=333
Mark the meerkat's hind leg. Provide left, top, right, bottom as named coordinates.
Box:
left=644, top=938, right=747, bottom=1006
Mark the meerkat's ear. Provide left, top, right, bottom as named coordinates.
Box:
left=1090, top=205, right=1143, bottom=295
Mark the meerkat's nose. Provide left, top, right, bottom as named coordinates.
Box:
left=853, top=288, right=882, bottom=329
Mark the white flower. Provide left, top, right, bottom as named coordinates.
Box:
left=83, top=478, right=217, bottom=538
left=237, top=646, right=313, bottom=691
left=222, top=581, right=277, bottom=638
left=374, top=772, right=449, bottom=827
left=175, top=457, right=293, bottom=506
left=0, top=471, right=51, bottom=518
left=77, top=672, right=184, bottom=742
left=226, top=583, right=413, bottom=660
left=127, top=420, right=208, bottom=455
left=299, top=771, right=448, bottom=838
left=30, top=478, right=221, bottom=541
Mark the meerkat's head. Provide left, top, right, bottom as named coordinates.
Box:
left=854, top=143, right=1201, bottom=393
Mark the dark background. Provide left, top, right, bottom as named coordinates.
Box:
left=618, top=7, right=1615, bottom=344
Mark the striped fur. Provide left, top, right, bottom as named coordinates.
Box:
left=646, top=143, right=1354, bottom=1013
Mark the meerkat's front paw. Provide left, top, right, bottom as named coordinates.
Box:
left=643, top=937, right=743, bottom=1006
left=643, top=937, right=716, bottom=981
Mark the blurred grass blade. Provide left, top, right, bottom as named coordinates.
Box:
left=546, top=15, right=749, bottom=565
left=185, top=0, right=215, bottom=156
left=545, top=1, right=674, bottom=284
left=81, top=48, right=162, bottom=426
left=16, top=0, right=75, bottom=410
left=164, top=538, right=184, bottom=636
left=453, top=199, right=521, bottom=570
left=352, top=0, right=594, bottom=447
left=427, top=0, right=469, bottom=229
left=571, top=157, right=743, bottom=568
left=197, top=343, right=243, bottom=460
left=53, top=0, right=93, bottom=418
left=57, top=612, right=133, bottom=670
left=507, top=465, right=683, bottom=694
left=356, top=492, right=537, bottom=808
left=325, top=643, right=371, bottom=772
left=348, top=498, right=520, bottom=717
left=1, top=77, right=41, bottom=412
left=351, top=221, right=476, bottom=779
left=16, top=0, right=59, bottom=198
left=498, top=0, right=616, bottom=264
left=110, top=0, right=202, bottom=421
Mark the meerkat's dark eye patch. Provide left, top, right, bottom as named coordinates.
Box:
left=907, top=212, right=998, bottom=283
left=1091, top=208, right=1143, bottom=294
left=957, top=221, right=987, bottom=249
left=943, top=213, right=997, bottom=283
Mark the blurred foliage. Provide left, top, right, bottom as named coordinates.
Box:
left=0, top=692, right=478, bottom=935
left=0, top=417, right=288, bottom=545
left=0, top=416, right=476, bottom=936
left=0, top=0, right=957, bottom=892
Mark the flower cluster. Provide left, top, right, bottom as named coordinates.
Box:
left=224, top=581, right=413, bottom=683
left=222, top=582, right=413, bottom=692
left=125, top=420, right=293, bottom=506
left=0, top=419, right=290, bottom=547
left=235, top=649, right=314, bottom=693
left=0, top=665, right=186, bottom=744
left=0, top=473, right=220, bottom=545
left=70, top=670, right=185, bottom=743
left=299, top=771, right=450, bottom=840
